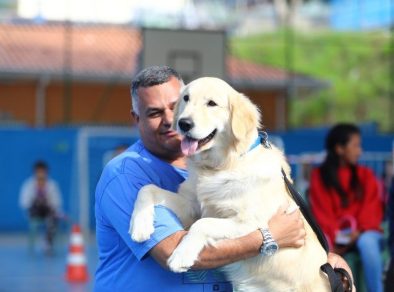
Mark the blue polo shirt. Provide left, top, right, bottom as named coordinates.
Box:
left=94, top=140, right=232, bottom=292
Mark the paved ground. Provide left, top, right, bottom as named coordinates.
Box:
left=0, top=233, right=98, bottom=292
left=0, top=232, right=390, bottom=292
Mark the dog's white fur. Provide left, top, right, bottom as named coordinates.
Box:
left=129, top=77, right=330, bottom=291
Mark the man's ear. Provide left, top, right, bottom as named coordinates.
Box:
left=131, top=110, right=139, bottom=123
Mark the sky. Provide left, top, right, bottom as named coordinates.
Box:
left=18, top=0, right=189, bottom=23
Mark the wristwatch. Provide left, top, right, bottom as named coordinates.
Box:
left=259, top=228, right=279, bottom=256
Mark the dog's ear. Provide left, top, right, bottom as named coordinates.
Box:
left=230, top=93, right=260, bottom=142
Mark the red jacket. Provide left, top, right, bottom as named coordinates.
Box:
left=309, top=165, right=383, bottom=248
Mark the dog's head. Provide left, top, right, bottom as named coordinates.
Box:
left=173, top=77, right=261, bottom=159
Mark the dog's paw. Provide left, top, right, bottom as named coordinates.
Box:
left=167, top=236, right=205, bottom=273
left=129, top=211, right=154, bottom=242
left=167, top=248, right=198, bottom=273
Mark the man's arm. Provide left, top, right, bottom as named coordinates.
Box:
left=150, top=205, right=305, bottom=269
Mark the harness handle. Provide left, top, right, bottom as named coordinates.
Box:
left=321, top=264, right=353, bottom=292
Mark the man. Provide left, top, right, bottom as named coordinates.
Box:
left=94, top=66, right=351, bottom=291
left=19, top=160, right=62, bottom=255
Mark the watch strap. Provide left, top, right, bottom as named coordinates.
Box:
left=258, top=227, right=278, bottom=255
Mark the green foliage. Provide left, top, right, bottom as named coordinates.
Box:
left=230, top=30, right=393, bottom=132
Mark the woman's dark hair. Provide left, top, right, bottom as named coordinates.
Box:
left=320, top=123, right=362, bottom=207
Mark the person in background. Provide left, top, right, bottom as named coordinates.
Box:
left=309, top=123, right=384, bottom=292
left=384, top=166, right=394, bottom=292
left=19, top=160, right=63, bottom=255
left=94, top=66, right=353, bottom=292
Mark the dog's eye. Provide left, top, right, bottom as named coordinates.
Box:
left=183, top=95, right=189, bottom=102
left=207, top=100, right=217, bottom=107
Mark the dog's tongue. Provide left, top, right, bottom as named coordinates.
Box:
left=181, top=137, right=198, bottom=156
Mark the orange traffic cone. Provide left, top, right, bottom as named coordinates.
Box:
left=65, top=224, right=89, bottom=282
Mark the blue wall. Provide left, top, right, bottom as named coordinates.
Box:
left=0, top=126, right=392, bottom=232
left=0, top=127, right=137, bottom=232
left=274, top=127, right=393, bottom=155
left=0, top=128, right=77, bottom=231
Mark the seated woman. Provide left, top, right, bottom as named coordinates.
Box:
left=309, top=123, right=384, bottom=292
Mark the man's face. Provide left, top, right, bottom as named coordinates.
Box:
left=134, top=77, right=183, bottom=161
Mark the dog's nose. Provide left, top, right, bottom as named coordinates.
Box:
left=178, top=118, right=194, bottom=132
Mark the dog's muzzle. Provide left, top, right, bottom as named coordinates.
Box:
left=178, top=118, right=194, bottom=133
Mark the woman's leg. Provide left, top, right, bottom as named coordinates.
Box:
left=356, top=230, right=384, bottom=292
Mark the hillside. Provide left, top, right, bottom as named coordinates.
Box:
left=230, top=30, right=393, bottom=132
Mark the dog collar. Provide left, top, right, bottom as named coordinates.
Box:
left=247, top=131, right=271, bottom=153
left=247, top=135, right=261, bottom=153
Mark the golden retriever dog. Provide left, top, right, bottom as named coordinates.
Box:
left=129, top=77, right=330, bottom=291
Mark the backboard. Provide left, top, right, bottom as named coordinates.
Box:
left=141, top=28, right=226, bottom=84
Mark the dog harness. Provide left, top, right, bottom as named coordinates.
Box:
left=256, top=131, right=353, bottom=292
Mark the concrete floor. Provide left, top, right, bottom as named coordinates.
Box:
left=1, top=231, right=390, bottom=292
left=0, top=233, right=98, bottom=292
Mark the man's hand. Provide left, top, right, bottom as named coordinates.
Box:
left=328, top=252, right=355, bottom=292
left=268, top=204, right=306, bottom=248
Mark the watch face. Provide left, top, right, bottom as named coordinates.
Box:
left=264, top=242, right=278, bottom=256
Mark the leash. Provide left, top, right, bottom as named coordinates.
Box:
left=281, top=169, right=352, bottom=292
left=282, top=169, right=353, bottom=292
left=257, top=131, right=353, bottom=292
